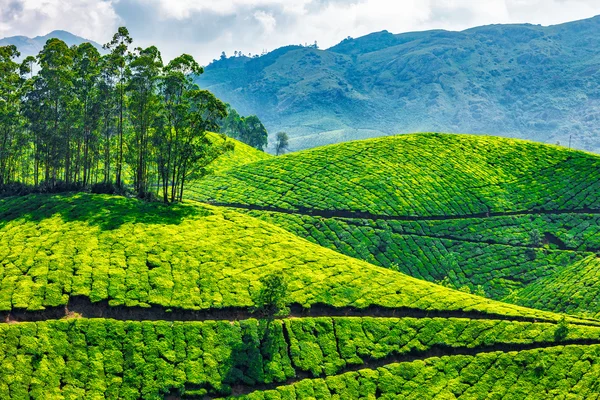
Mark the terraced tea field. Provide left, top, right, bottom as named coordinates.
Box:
left=189, top=133, right=600, bottom=217
left=2, top=133, right=600, bottom=399
left=2, top=194, right=585, bottom=322
left=187, top=133, right=600, bottom=318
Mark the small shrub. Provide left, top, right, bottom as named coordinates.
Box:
left=554, top=317, right=569, bottom=341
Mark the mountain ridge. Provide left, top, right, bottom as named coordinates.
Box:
left=196, top=15, right=600, bottom=153
left=0, top=30, right=103, bottom=60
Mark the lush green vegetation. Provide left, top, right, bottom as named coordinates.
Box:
left=509, top=256, right=600, bottom=319
left=0, top=27, right=238, bottom=203
left=197, top=16, right=600, bottom=153
left=206, top=132, right=271, bottom=175
left=2, top=193, right=587, bottom=323
left=243, top=211, right=595, bottom=299
left=1, top=317, right=599, bottom=398
left=1, top=122, right=600, bottom=398
left=219, top=105, right=270, bottom=151
left=189, top=134, right=600, bottom=217
left=184, top=134, right=600, bottom=319
left=232, top=344, right=600, bottom=399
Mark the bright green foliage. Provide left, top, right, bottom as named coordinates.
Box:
left=509, top=256, right=600, bottom=318
left=244, top=211, right=596, bottom=300
left=1, top=317, right=599, bottom=399
left=1, top=193, right=587, bottom=323
left=253, top=273, right=290, bottom=318
left=219, top=105, right=269, bottom=151
left=233, top=344, right=600, bottom=399
left=206, top=132, right=271, bottom=174
left=185, top=134, right=600, bottom=317
left=188, top=134, right=600, bottom=216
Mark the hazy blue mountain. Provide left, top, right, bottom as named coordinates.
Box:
left=196, top=16, right=600, bottom=153
left=0, top=30, right=104, bottom=60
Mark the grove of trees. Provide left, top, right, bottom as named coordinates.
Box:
left=219, top=104, right=268, bottom=151
left=0, top=27, right=234, bottom=202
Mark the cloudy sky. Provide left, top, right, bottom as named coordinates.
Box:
left=1, top=0, right=600, bottom=64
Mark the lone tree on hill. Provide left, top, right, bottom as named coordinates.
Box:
left=275, top=132, right=289, bottom=156
left=529, top=229, right=542, bottom=247
left=252, top=272, right=290, bottom=318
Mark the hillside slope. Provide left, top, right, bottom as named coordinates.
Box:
left=208, top=132, right=271, bottom=174
left=0, top=193, right=578, bottom=322
left=187, top=134, right=600, bottom=317
left=2, top=195, right=600, bottom=398
left=196, top=16, right=600, bottom=153
left=189, top=133, right=600, bottom=217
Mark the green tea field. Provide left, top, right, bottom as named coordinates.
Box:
left=188, top=134, right=600, bottom=318
left=2, top=133, right=600, bottom=399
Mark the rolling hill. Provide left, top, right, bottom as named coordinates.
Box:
left=207, top=132, right=271, bottom=174
left=2, top=193, right=600, bottom=398
left=187, top=133, right=600, bottom=318
left=196, top=16, right=600, bottom=153
left=0, top=193, right=571, bottom=320
left=2, top=133, right=600, bottom=398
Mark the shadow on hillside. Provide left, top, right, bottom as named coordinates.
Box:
left=180, top=320, right=292, bottom=398
left=0, top=193, right=210, bottom=231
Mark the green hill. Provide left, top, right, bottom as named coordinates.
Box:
left=187, top=133, right=600, bottom=317
left=0, top=193, right=579, bottom=321
left=2, top=192, right=600, bottom=398
left=196, top=16, right=600, bottom=153
left=189, top=133, right=600, bottom=217
left=208, top=132, right=271, bottom=174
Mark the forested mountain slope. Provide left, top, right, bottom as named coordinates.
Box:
left=188, top=133, right=600, bottom=318
left=196, top=16, right=600, bottom=153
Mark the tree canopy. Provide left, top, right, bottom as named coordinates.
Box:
left=0, top=27, right=233, bottom=202
left=219, top=104, right=269, bottom=151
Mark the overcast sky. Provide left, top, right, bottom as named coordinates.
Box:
left=1, top=0, right=600, bottom=64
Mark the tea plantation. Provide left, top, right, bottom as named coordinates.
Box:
left=189, top=133, right=600, bottom=217
left=186, top=134, right=600, bottom=318
left=1, top=193, right=584, bottom=322
left=2, top=133, right=600, bottom=399
left=3, top=317, right=600, bottom=399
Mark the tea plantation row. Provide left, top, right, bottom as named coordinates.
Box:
left=241, top=210, right=599, bottom=311
left=1, top=194, right=583, bottom=323
left=510, top=256, right=600, bottom=318
left=230, top=344, right=600, bottom=400
left=2, top=317, right=599, bottom=399
left=188, top=134, right=600, bottom=217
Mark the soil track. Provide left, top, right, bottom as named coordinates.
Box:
left=207, top=202, right=600, bottom=222
left=3, top=296, right=600, bottom=326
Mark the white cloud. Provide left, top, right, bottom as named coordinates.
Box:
left=253, top=10, right=277, bottom=34
left=1, top=0, right=600, bottom=63
left=0, top=0, right=119, bottom=42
